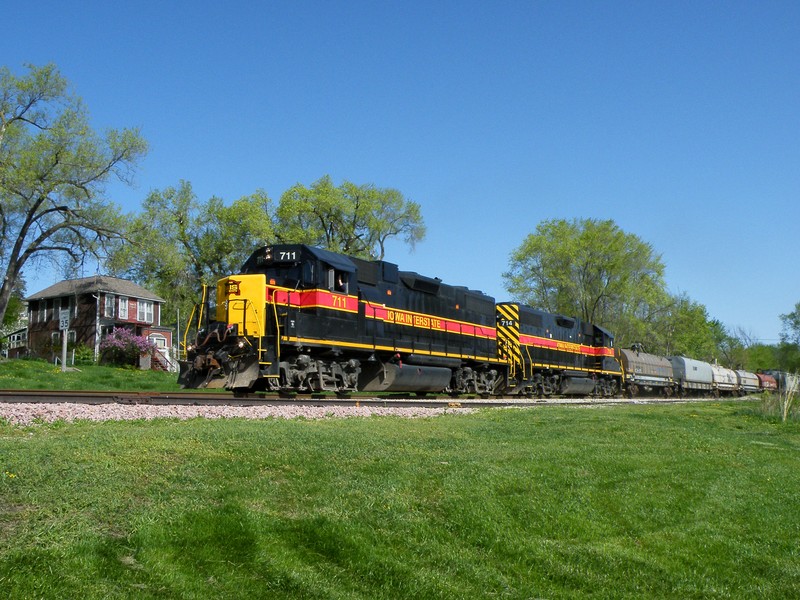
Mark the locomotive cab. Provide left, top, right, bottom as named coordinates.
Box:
left=180, top=244, right=363, bottom=393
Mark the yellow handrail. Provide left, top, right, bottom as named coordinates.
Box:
left=180, top=284, right=208, bottom=360
left=180, top=304, right=197, bottom=360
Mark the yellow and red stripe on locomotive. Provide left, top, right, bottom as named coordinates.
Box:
left=179, top=244, right=622, bottom=396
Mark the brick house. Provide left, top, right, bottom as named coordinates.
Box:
left=1, top=327, right=27, bottom=359
left=25, top=276, right=173, bottom=369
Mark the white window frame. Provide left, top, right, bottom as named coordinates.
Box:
left=10, top=331, right=27, bottom=348
left=105, top=294, right=115, bottom=318
left=149, top=334, right=167, bottom=348
left=119, top=296, right=128, bottom=320
left=137, top=300, right=153, bottom=323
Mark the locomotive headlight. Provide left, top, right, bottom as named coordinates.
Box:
left=264, top=247, right=272, bottom=261
left=238, top=341, right=245, bottom=349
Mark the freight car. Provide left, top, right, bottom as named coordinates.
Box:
left=764, top=370, right=800, bottom=394
left=736, top=370, right=761, bottom=395
left=757, top=373, right=778, bottom=392
left=616, top=346, right=675, bottom=397
left=179, top=244, right=621, bottom=396
left=614, top=347, right=781, bottom=398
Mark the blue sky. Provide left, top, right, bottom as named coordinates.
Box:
left=4, top=1, right=798, bottom=343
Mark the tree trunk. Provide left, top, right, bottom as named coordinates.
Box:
left=0, top=267, right=18, bottom=325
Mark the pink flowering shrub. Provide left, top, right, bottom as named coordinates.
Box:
left=99, top=328, right=156, bottom=366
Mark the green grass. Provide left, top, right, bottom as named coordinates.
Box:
left=0, top=358, right=182, bottom=391
left=1, top=402, right=799, bottom=598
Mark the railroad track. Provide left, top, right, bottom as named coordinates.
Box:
left=0, top=389, right=753, bottom=409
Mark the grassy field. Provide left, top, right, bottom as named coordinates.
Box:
left=0, top=358, right=183, bottom=392
left=1, top=400, right=799, bottom=599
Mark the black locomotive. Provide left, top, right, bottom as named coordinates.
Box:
left=178, top=244, right=622, bottom=396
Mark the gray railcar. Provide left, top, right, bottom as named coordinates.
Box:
left=669, top=356, right=713, bottom=395
left=711, top=364, right=738, bottom=395
left=735, top=370, right=760, bottom=395
left=617, top=348, right=674, bottom=396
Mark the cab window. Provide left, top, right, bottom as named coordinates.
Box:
left=328, top=269, right=349, bottom=294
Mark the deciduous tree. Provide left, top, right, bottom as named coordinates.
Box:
left=503, top=218, right=667, bottom=346
left=0, top=63, right=146, bottom=324
left=778, top=302, right=800, bottom=371
left=275, top=175, right=425, bottom=259
left=780, top=302, right=800, bottom=346
left=106, top=181, right=274, bottom=325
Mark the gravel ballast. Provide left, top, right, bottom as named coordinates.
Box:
left=0, top=402, right=477, bottom=426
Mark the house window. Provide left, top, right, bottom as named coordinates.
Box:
left=149, top=334, right=167, bottom=348
left=119, top=296, right=128, bottom=320
left=10, top=331, right=26, bottom=348
left=38, top=300, right=46, bottom=322
left=137, top=300, right=153, bottom=323
left=52, top=330, right=76, bottom=345
left=105, top=294, right=115, bottom=318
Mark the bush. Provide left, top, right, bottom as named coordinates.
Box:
left=759, top=390, right=800, bottom=422
left=72, top=344, right=96, bottom=365
left=99, top=328, right=155, bottom=367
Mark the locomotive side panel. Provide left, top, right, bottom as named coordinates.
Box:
left=496, top=302, right=620, bottom=396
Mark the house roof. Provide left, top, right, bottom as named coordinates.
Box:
left=26, top=276, right=165, bottom=303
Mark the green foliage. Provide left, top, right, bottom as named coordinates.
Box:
left=504, top=218, right=668, bottom=347
left=745, top=344, right=779, bottom=372
left=656, top=294, right=719, bottom=359
left=275, top=174, right=426, bottom=259
left=108, top=175, right=426, bottom=329
left=759, top=389, right=800, bottom=422
left=1, top=405, right=799, bottom=598
left=72, top=344, right=96, bottom=365
left=106, top=181, right=274, bottom=326
left=0, top=279, right=25, bottom=330
left=775, top=342, right=800, bottom=373
left=777, top=303, right=800, bottom=371
left=780, top=301, right=800, bottom=346
left=0, top=63, right=147, bottom=324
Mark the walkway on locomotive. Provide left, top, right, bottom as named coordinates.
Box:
left=226, top=244, right=506, bottom=366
